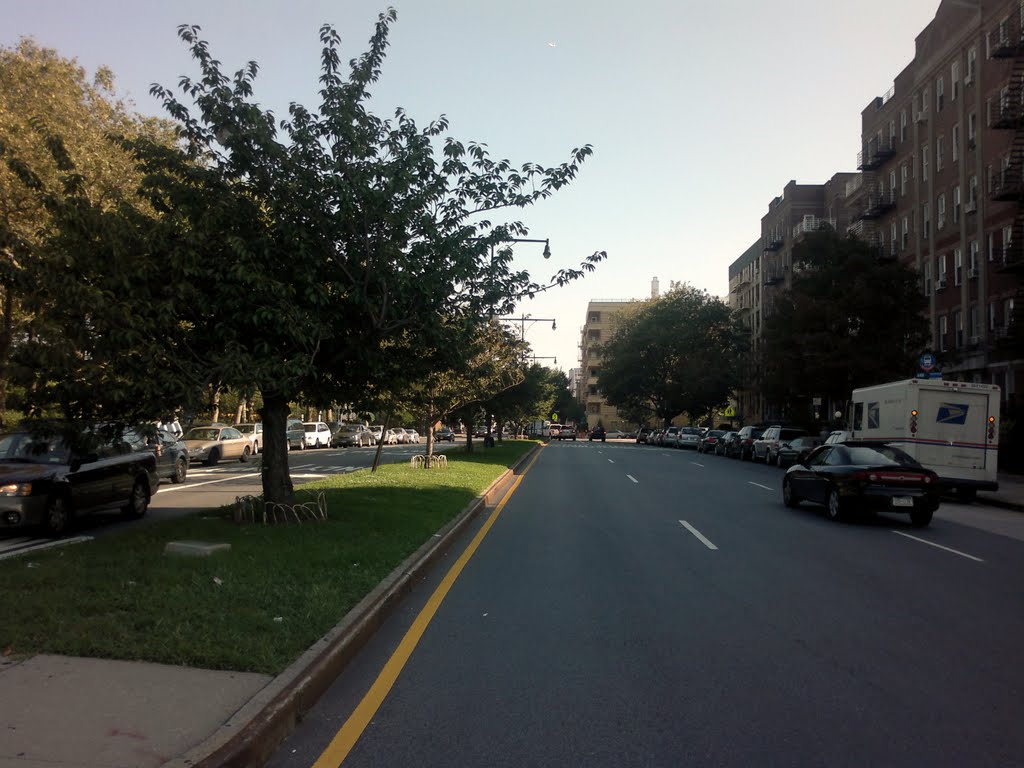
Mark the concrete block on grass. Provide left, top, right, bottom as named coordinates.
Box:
left=164, top=540, right=232, bottom=557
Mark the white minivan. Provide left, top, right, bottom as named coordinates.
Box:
left=302, top=421, right=332, bottom=449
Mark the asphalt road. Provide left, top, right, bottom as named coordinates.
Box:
left=267, top=439, right=1024, bottom=768
left=0, top=441, right=457, bottom=559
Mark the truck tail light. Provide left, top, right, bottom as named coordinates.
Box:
left=988, top=415, right=996, bottom=441
left=910, top=409, right=918, bottom=435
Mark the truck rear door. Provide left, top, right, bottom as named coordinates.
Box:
left=917, top=388, right=992, bottom=471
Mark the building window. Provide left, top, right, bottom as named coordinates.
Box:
left=970, top=304, right=979, bottom=338
left=954, top=248, right=963, bottom=286
left=953, top=185, right=961, bottom=223
left=902, top=216, right=910, bottom=250
left=970, top=240, right=979, bottom=273
left=936, top=76, right=945, bottom=111
left=901, top=163, right=908, bottom=195
left=967, top=46, right=977, bottom=82
left=954, top=309, right=963, bottom=348
left=939, top=252, right=947, bottom=280
left=891, top=220, right=898, bottom=246
left=923, top=202, right=931, bottom=239
left=952, top=61, right=960, bottom=100
left=590, top=368, right=598, bottom=377
left=990, top=300, right=998, bottom=331
left=969, top=174, right=978, bottom=204
left=922, top=144, right=929, bottom=181
left=953, top=124, right=960, bottom=162
left=588, top=385, right=598, bottom=395
left=589, top=312, right=601, bottom=323
left=989, top=231, right=997, bottom=262
left=937, top=137, right=944, bottom=171
left=900, top=109, right=908, bottom=142
left=588, top=403, right=601, bottom=415
left=588, top=329, right=601, bottom=341
left=937, top=193, right=946, bottom=229
left=939, top=315, right=948, bottom=352
left=925, top=259, right=933, bottom=296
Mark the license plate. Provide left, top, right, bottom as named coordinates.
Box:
left=891, top=496, right=914, bottom=508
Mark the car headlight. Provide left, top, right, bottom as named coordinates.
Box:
left=0, top=482, right=32, bottom=496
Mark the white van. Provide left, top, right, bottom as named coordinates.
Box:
left=849, top=378, right=1000, bottom=497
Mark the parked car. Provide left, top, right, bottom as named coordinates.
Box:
left=636, top=427, right=652, bottom=444
left=331, top=424, right=374, bottom=448
left=406, top=429, right=421, bottom=444
left=697, top=429, right=726, bottom=454
left=369, top=425, right=385, bottom=444
left=604, top=429, right=625, bottom=439
left=824, top=430, right=853, bottom=445
left=287, top=419, right=306, bottom=451
left=183, top=425, right=254, bottom=465
left=384, top=428, right=401, bottom=445
left=754, top=426, right=809, bottom=464
left=0, top=428, right=159, bottom=537
left=589, top=426, right=606, bottom=441
left=122, top=425, right=189, bottom=484
left=302, top=421, right=332, bottom=449
left=716, top=431, right=738, bottom=456
left=676, top=427, right=702, bottom=450
left=775, top=436, right=824, bottom=468
left=434, top=427, right=456, bottom=442
left=235, top=422, right=263, bottom=454
left=730, top=426, right=765, bottom=460
left=661, top=426, right=682, bottom=447
left=783, top=442, right=940, bottom=526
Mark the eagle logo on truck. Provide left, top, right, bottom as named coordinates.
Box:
left=936, top=403, right=968, bottom=425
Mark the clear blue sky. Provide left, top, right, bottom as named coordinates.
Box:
left=5, top=0, right=941, bottom=374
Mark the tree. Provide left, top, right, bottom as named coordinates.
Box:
left=0, top=39, right=177, bottom=427
left=598, top=285, right=745, bottom=426
left=758, top=228, right=929, bottom=420
left=483, top=363, right=561, bottom=439
left=6, top=12, right=605, bottom=503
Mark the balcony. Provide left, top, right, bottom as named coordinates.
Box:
left=793, top=216, right=835, bottom=240
left=763, top=270, right=785, bottom=287
left=991, top=98, right=1024, bottom=129
left=853, top=190, right=896, bottom=220
left=995, top=243, right=1024, bottom=272
left=856, top=137, right=897, bottom=171
left=763, top=236, right=784, bottom=252
left=988, top=21, right=1024, bottom=59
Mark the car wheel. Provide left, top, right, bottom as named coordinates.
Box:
left=121, top=478, right=149, bottom=519
left=253, top=440, right=260, bottom=454
left=171, top=456, right=187, bottom=484
left=42, top=494, right=71, bottom=537
left=910, top=507, right=934, bottom=527
left=205, top=448, right=221, bottom=466
left=776, top=453, right=785, bottom=468
left=240, top=445, right=252, bottom=462
left=827, top=488, right=846, bottom=521
left=783, top=477, right=800, bottom=508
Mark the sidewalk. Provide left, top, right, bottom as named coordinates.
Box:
left=976, top=471, right=1024, bottom=512
left=0, top=456, right=1017, bottom=768
left=0, top=450, right=534, bottom=768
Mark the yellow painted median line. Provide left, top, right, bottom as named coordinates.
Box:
left=312, top=447, right=544, bottom=767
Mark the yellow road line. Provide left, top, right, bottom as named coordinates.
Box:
left=312, top=448, right=543, bottom=767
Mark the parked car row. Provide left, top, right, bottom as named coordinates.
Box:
left=635, top=425, right=704, bottom=449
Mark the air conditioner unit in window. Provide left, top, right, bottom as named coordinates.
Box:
left=935, top=278, right=948, bottom=291
left=964, top=200, right=978, bottom=214
left=915, top=110, right=928, bottom=123
left=968, top=266, right=980, bottom=279
left=964, top=72, right=974, bottom=86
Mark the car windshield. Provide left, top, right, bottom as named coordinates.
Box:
left=0, top=433, right=71, bottom=464
left=841, top=446, right=918, bottom=467
left=236, top=425, right=255, bottom=434
left=185, top=428, right=220, bottom=441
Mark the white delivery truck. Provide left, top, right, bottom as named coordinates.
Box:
left=848, top=378, right=1000, bottom=498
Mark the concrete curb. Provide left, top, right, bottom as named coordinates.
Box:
left=166, top=442, right=542, bottom=768
left=975, top=495, right=1024, bottom=513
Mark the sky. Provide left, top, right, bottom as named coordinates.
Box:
left=4, top=0, right=943, bottom=375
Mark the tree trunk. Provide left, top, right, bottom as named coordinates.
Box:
left=371, top=411, right=393, bottom=473
left=495, top=417, right=504, bottom=443
left=211, top=387, right=221, bottom=423
left=260, top=394, right=294, bottom=504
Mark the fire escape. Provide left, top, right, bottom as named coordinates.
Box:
left=990, top=16, right=1024, bottom=352
left=849, top=133, right=897, bottom=259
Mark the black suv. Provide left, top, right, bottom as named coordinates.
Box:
left=589, top=426, right=606, bottom=441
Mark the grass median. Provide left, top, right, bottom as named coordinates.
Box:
left=0, top=439, right=537, bottom=674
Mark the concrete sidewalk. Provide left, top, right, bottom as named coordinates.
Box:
left=0, top=455, right=1017, bottom=768
left=0, top=449, right=535, bottom=768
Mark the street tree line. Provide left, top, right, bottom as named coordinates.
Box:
left=595, top=230, right=931, bottom=430
left=0, top=11, right=604, bottom=503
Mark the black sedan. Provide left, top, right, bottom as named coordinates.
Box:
left=0, top=430, right=159, bottom=537
left=782, top=442, right=939, bottom=526
left=774, top=435, right=824, bottom=468
left=588, top=426, right=606, bottom=441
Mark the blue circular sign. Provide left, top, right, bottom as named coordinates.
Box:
left=919, top=353, right=936, bottom=372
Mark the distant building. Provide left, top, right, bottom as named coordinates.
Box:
left=578, top=298, right=642, bottom=430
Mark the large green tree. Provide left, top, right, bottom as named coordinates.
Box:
left=758, top=228, right=929, bottom=419
left=0, top=39, right=177, bottom=426
left=7, top=12, right=605, bottom=502
left=598, top=285, right=745, bottom=426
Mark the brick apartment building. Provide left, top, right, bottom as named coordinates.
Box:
left=730, top=0, right=1024, bottom=422
left=577, top=299, right=640, bottom=431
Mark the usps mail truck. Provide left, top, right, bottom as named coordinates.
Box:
left=848, top=378, right=999, bottom=497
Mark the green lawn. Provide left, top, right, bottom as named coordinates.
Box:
left=0, top=440, right=536, bottom=674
